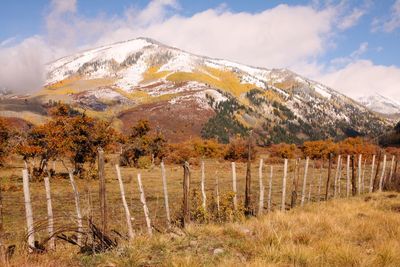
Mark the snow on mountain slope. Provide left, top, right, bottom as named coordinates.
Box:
left=358, top=94, right=400, bottom=115
left=39, top=37, right=390, bottom=143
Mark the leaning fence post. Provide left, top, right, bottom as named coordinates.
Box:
left=379, top=154, right=387, bottom=192
left=98, top=148, right=107, bottom=234
left=161, top=160, right=171, bottom=228
left=22, top=169, right=35, bottom=252
left=267, top=166, right=273, bottom=212
left=281, top=159, right=288, bottom=212
left=44, top=168, right=55, bottom=249
left=231, top=162, right=238, bottom=211
left=300, top=157, right=309, bottom=206
left=369, top=155, right=376, bottom=193
left=183, top=161, right=191, bottom=227
left=334, top=155, right=341, bottom=197
left=67, top=170, right=83, bottom=245
left=115, top=165, right=134, bottom=239
left=258, top=159, right=264, bottom=216
left=200, top=160, right=207, bottom=211
left=137, top=173, right=152, bottom=235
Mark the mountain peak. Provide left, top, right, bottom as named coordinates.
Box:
left=358, top=93, right=400, bottom=115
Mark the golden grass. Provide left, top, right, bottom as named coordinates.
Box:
left=142, top=66, right=171, bottom=83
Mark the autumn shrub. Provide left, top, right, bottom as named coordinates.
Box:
left=302, top=139, right=339, bottom=159
left=0, top=117, right=13, bottom=165
left=269, top=143, right=301, bottom=159
left=137, top=156, right=152, bottom=169
left=338, top=137, right=379, bottom=158
left=224, top=136, right=256, bottom=162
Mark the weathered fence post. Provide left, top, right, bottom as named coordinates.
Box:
left=258, top=159, right=264, bottom=216
left=337, top=157, right=343, bottom=197
left=161, top=160, right=171, bottom=228
left=281, top=159, right=288, bottom=212
left=301, top=157, right=310, bottom=206
left=244, top=138, right=253, bottom=216
left=137, top=173, right=152, bottom=235
left=373, top=152, right=382, bottom=192
left=379, top=154, right=387, bottom=191
left=357, top=154, right=362, bottom=195
left=201, top=160, right=207, bottom=211
left=22, top=169, right=35, bottom=252
left=317, top=163, right=323, bottom=202
left=65, top=166, right=83, bottom=246
left=308, top=161, right=315, bottom=202
left=44, top=168, right=55, bottom=249
left=231, top=162, right=238, bottom=211
left=334, top=155, right=341, bottom=197
left=267, top=166, right=273, bottom=212
left=325, top=153, right=333, bottom=201
left=369, top=155, right=376, bottom=193
left=183, top=161, right=191, bottom=227
left=388, top=155, right=395, bottom=183
left=290, top=159, right=300, bottom=208
left=215, top=176, right=220, bottom=216
left=351, top=155, right=357, bottom=196
left=361, top=159, right=367, bottom=193
left=98, top=148, right=107, bottom=234
left=346, top=155, right=350, bottom=198
left=115, top=165, right=135, bottom=240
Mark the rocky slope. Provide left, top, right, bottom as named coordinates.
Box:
left=1, top=37, right=391, bottom=143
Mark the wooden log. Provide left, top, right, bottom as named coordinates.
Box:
left=333, top=155, right=341, bottom=198
left=161, top=160, right=171, bottom=228
left=317, top=162, right=323, bottom=202
left=200, top=160, right=207, bottom=211
left=258, top=159, right=264, bottom=216
left=267, top=166, right=273, bottom=212
left=290, top=159, right=299, bottom=208
left=379, top=154, right=387, bottom=192
left=44, top=168, right=55, bottom=249
left=137, top=173, right=152, bottom=235
left=281, top=159, right=288, bottom=212
left=183, top=161, right=191, bottom=227
left=98, top=148, right=107, bottom=234
left=325, top=153, right=333, bottom=201
left=369, top=155, right=376, bottom=193
left=231, top=162, right=238, bottom=211
left=22, top=169, right=35, bottom=252
left=115, top=165, right=135, bottom=239
left=346, top=155, right=350, bottom=198
left=67, top=170, right=83, bottom=245
left=300, top=157, right=310, bottom=206
left=357, top=154, right=362, bottom=195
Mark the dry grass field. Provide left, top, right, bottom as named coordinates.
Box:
left=0, top=155, right=398, bottom=266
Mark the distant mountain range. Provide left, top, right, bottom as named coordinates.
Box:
left=0, top=37, right=391, bottom=143
left=358, top=94, right=400, bottom=115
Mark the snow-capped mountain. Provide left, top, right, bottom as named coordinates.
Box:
left=358, top=94, right=400, bottom=115
left=19, top=37, right=390, bottom=143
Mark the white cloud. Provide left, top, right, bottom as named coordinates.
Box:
left=318, top=60, right=400, bottom=101
left=338, top=7, right=367, bottom=30
left=372, top=0, right=400, bottom=32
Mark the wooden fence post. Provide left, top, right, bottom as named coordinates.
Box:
left=137, top=173, right=152, bottom=235
left=379, top=154, right=387, bottom=192
left=22, top=169, right=35, bottom=252
left=334, top=155, right=341, bottom=197
left=346, top=155, right=350, bottom=198
left=115, top=165, right=134, bottom=239
left=267, top=166, right=273, bottom=212
left=258, top=159, right=264, bottom=216
left=300, top=157, right=309, bottom=206
left=44, top=168, right=55, bottom=249
left=244, top=140, right=252, bottom=216
left=361, top=159, right=367, bottom=194
left=98, top=148, right=107, bottom=234
left=308, top=161, right=315, bottom=202
left=351, top=155, right=357, bottom=196
left=317, top=162, right=323, bottom=202
left=337, top=157, right=343, bottom=197
left=215, top=176, right=220, bottom=216
left=388, top=155, right=395, bottom=183
left=373, top=152, right=382, bottom=192
left=183, top=161, right=191, bottom=227
left=201, top=160, right=207, bottom=211
left=231, top=162, right=238, bottom=211
left=281, top=159, right=288, bottom=212
left=67, top=170, right=83, bottom=245
left=369, top=155, right=376, bottom=193
left=357, top=155, right=362, bottom=195
left=290, top=159, right=300, bottom=208
left=325, top=153, right=333, bottom=201
left=161, top=160, right=171, bottom=228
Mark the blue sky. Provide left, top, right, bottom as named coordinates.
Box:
left=1, top=0, right=400, bottom=101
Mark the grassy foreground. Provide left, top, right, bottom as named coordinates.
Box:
left=9, top=192, right=400, bottom=267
